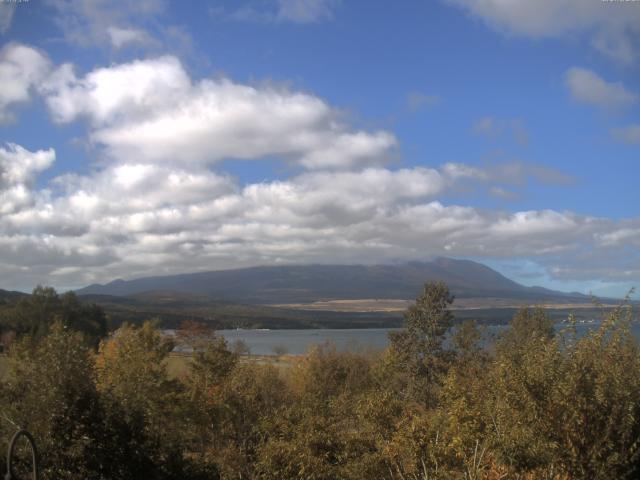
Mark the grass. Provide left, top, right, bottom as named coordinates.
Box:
left=165, top=352, right=297, bottom=379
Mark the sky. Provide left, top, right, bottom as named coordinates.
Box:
left=0, top=0, right=638, bottom=297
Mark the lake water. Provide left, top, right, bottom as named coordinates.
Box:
left=218, top=328, right=401, bottom=355
left=215, top=322, right=640, bottom=356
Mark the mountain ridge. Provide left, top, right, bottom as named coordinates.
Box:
left=76, top=257, right=589, bottom=304
left=0, top=288, right=28, bottom=302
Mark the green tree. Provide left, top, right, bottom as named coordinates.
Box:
left=498, top=306, right=555, bottom=352
left=387, top=281, right=454, bottom=406
left=0, top=286, right=107, bottom=347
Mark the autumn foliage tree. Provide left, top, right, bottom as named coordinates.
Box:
left=0, top=283, right=638, bottom=479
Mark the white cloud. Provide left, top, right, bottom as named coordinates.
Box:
left=40, top=55, right=397, bottom=170
left=0, top=3, right=15, bottom=34
left=289, top=167, right=445, bottom=207
left=441, top=162, right=486, bottom=181
left=442, top=161, right=573, bottom=186
left=612, top=124, right=640, bottom=145
left=0, top=48, right=635, bottom=291
left=0, top=144, right=55, bottom=216
left=107, top=26, right=156, bottom=49
left=0, top=43, right=51, bottom=124
left=597, top=225, right=640, bottom=248
left=444, top=0, right=640, bottom=63
left=0, top=140, right=636, bottom=290
left=277, top=0, right=340, bottom=23
left=491, top=210, right=578, bottom=237
left=41, top=56, right=191, bottom=124
left=446, top=0, right=621, bottom=37
left=297, top=131, right=397, bottom=169
left=565, top=67, right=637, bottom=109
left=46, top=0, right=165, bottom=49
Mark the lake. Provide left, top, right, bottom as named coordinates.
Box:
left=215, top=322, right=640, bottom=356
left=218, top=328, right=401, bottom=355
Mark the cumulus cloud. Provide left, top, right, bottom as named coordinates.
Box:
left=0, top=151, right=446, bottom=285
left=444, top=0, right=640, bottom=63
left=0, top=43, right=51, bottom=124
left=0, top=144, right=55, bottom=215
left=39, top=55, right=397, bottom=169
left=41, top=56, right=191, bottom=125
left=0, top=138, right=636, bottom=290
left=565, top=67, right=638, bottom=109
left=0, top=47, right=636, bottom=291
left=612, top=124, right=640, bottom=145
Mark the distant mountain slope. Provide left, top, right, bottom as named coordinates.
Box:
left=76, top=258, right=588, bottom=304
left=0, top=288, right=28, bottom=302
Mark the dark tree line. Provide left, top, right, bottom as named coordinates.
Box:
left=0, top=286, right=107, bottom=347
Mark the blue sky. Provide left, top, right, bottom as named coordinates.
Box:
left=0, top=0, right=638, bottom=297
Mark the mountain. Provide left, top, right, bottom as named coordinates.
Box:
left=76, top=258, right=588, bottom=304
left=0, top=288, right=28, bottom=302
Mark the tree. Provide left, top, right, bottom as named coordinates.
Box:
left=214, top=364, right=288, bottom=478
left=0, top=286, right=61, bottom=341
left=497, top=306, right=555, bottom=353
left=188, top=335, right=238, bottom=394
left=94, top=321, right=194, bottom=479
left=0, top=323, right=135, bottom=479
left=256, top=344, right=381, bottom=480
left=0, top=286, right=107, bottom=347
left=179, top=333, right=239, bottom=475
left=387, top=281, right=454, bottom=406
left=175, top=320, right=215, bottom=352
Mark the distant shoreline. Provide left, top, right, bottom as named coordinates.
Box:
left=270, top=298, right=621, bottom=313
